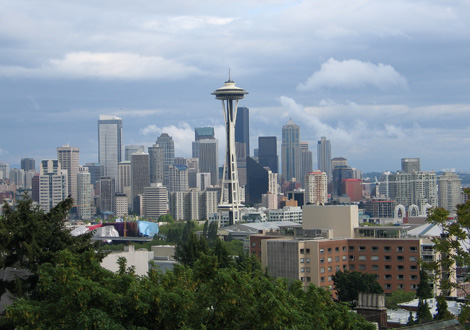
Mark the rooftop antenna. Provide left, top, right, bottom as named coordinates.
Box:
left=227, top=68, right=232, bottom=82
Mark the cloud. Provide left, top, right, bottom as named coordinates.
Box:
left=0, top=52, right=203, bottom=80
left=140, top=122, right=195, bottom=157
left=142, top=16, right=234, bottom=32
left=297, top=58, right=408, bottom=91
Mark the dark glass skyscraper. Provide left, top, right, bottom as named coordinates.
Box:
left=21, top=158, right=35, bottom=171
left=281, top=120, right=301, bottom=182
left=258, top=136, right=278, bottom=173
left=235, top=106, right=250, bottom=157
left=317, top=137, right=331, bottom=182
left=246, top=156, right=269, bottom=205
left=156, top=133, right=175, bottom=188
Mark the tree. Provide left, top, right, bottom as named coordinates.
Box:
left=0, top=196, right=97, bottom=300
left=416, top=299, right=433, bottom=324
left=332, top=270, right=383, bottom=304
left=407, top=311, right=416, bottom=326
left=434, top=295, right=452, bottom=320
left=385, top=290, right=415, bottom=309
left=416, top=269, right=433, bottom=300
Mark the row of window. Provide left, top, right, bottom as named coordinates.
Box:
left=349, top=264, right=418, bottom=271
left=320, top=265, right=347, bottom=273
left=316, top=246, right=419, bottom=254
left=350, top=255, right=418, bottom=262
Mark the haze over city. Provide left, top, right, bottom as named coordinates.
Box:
left=1, top=1, right=470, bottom=172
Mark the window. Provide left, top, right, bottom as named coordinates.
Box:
left=385, top=274, right=392, bottom=280
left=342, top=255, right=347, bottom=261
left=328, top=276, right=332, bottom=281
left=384, top=255, right=392, bottom=261
left=410, top=246, right=417, bottom=252
left=410, top=265, right=418, bottom=271
left=396, top=246, right=404, bottom=252
left=349, top=265, right=355, bottom=270
left=300, top=267, right=305, bottom=273
left=358, top=255, right=366, bottom=261
left=306, top=249, right=310, bottom=254
left=384, top=246, right=391, bottom=252
left=335, top=247, right=339, bottom=252
left=320, top=267, right=325, bottom=273
left=342, top=246, right=347, bottom=251
left=372, top=246, right=378, bottom=251
left=328, top=266, right=332, bottom=272
left=349, top=246, right=355, bottom=251
left=300, top=258, right=304, bottom=263
left=411, top=284, right=418, bottom=290
left=359, top=246, right=366, bottom=251
left=385, top=265, right=392, bottom=270
left=300, top=248, right=304, bottom=254
left=306, top=277, right=311, bottom=282
left=306, top=258, right=310, bottom=263
left=320, top=249, right=324, bottom=254
left=398, top=265, right=404, bottom=271
left=371, top=255, right=379, bottom=261
left=411, top=275, right=418, bottom=280
left=359, top=264, right=366, bottom=270
left=397, top=256, right=404, bottom=261
left=301, top=277, right=305, bottom=282
left=306, top=267, right=311, bottom=272
left=335, top=256, right=340, bottom=262
left=328, top=248, right=332, bottom=253
left=343, top=265, right=347, bottom=269
left=397, top=284, right=404, bottom=289
left=410, top=256, right=417, bottom=262
left=328, top=257, right=332, bottom=263
left=320, top=258, right=324, bottom=264
left=321, top=277, right=325, bottom=282
left=349, top=255, right=355, bottom=260
left=398, top=274, right=404, bottom=280
left=372, top=265, right=379, bottom=270
left=252, top=242, right=256, bottom=247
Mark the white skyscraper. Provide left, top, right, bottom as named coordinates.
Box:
left=39, top=160, right=68, bottom=212
left=143, top=183, right=168, bottom=219
left=57, top=144, right=80, bottom=202
left=438, top=172, right=461, bottom=214
left=306, top=171, right=328, bottom=205
left=77, top=166, right=93, bottom=220
left=98, top=115, right=122, bottom=191
left=317, top=137, right=331, bottom=183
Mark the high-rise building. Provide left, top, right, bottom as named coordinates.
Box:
left=281, top=120, right=301, bottom=182
left=99, top=177, right=115, bottom=213
left=131, top=152, right=150, bottom=211
left=438, top=172, right=461, bottom=213
left=195, top=139, right=218, bottom=186
left=169, top=192, right=185, bottom=220
left=77, top=166, right=93, bottom=220
left=401, top=158, right=420, bottom=173
left=98, top=115, right=122, bottom=190
left=331, top=157, right=348, bottom=171
left=341, top=178, right=363, bottom=202
left=114, top=193, right=128, bottom=218
left=0, top=163, right=10, bottom=180
left=317, top=137, right=331, bottom=182
left=143, top=183, right=168, bottom=219
left=212, top=78, right=248, bottom=225
left=84, top=162, right=104, bottom=187
left=300, top=142, right=312, bottom=188
left=39, top=160, right=68, bottom=212
left=118, top=161, right=132, bottom=206
left=332, top=165, right=353, bottom=197
left=169, top=164, right=189, bottom=192
left=186, top=158, right=199, bottom=188
left=236, top=141, right=247, bottom=187
left=235, top=106, right=250, bottom=157
left=124, top=145, right=145, bottom=161
left=194, top=127, right=215, bottom=142
left=57, top=145, right=79, bottom=202
left=258, top=136, right=278, bottom=173
left=148, top=144, right=164, bottom=184
left=305, top=171, right=328, bottom=205
left=156, top=133, right=175, bottom=188
left=21, top=158, right=35, bottom=171
left=246, top=157, right=277, bottom=205
left=197, top=173, right=212, bottom=191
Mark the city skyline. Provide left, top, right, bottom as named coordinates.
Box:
left=1, top=1, right=470, bottom=172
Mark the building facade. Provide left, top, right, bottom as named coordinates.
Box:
left=305, top=171, right=328, bottom=205
left=281, top=120, right=301, bottom=182
left=438, top=172, right=461, bottom=213
left=156, top=133, right=175, bottom=188
left=57, top=145, right=79, bottom=202
left=317, top=137, right=331, bottom=183
left=98, top=115, right=122, bottom=191
left=258, top=136, right=278, bottom=173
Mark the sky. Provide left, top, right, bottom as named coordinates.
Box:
left=1, top=0, right=470, bottom=173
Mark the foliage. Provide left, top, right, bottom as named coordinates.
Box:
left=332, top=270, right=383, bottom=304
left=416, top=269, right=433, bottom=300
left=434, top=295, right=453, bottom=320
left=174, top=232, right=209, bottom=267
left=416, top=299, right=433, bottom=324
left=4, top=249, right=375, bottom=330
left=407, top=311, right=416, bottom=326
left=385, top=290, right=415, bottom=309
left=0, top=196, right=97, bottom=299
left=158, top=214, right=175, bottom=224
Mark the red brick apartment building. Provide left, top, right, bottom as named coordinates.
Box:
left=251, top=236, right=424, bottom=295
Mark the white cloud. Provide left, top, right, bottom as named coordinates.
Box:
left=0, top=52, right=203, bottom=80
left=297, top=58, right=408, bottom=91
left=142, top=16, right=235, bottom=32
left=140, top=122, right=194, bottom=157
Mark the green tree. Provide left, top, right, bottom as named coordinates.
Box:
left=174, top=232, right=208, bottom=267
left=416, top=269, right=433, bottom=300
left=207, top=221, right=218, bottom=241
left=407, top=311, right=416, bottom=326
left=434, top=295, right=452, bottom=320
left=416, top=299, right=433, bottom=324
left=332, top=270, right=383, bottom=304
left=385, top=290, right=415, bottom=309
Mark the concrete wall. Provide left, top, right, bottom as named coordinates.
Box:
left=302, top=205, right=358, bottom=238
left=101, top=245, right=154, bottom=276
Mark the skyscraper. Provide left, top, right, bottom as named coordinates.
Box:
left=148, top=144, right=164, bottom=184
left=235, top=106, right=250, bottom=157
left=212, top=77, right=248, bottom=225
left=194, top=127, right=215, bottom=142
left=156, top=133, right=175, bottom=188
left=317, top=137, right=331, bottom=182
left=438, top=172, right=462, bottom=213
left=84, top=162, right=104, bottom=187
left=246, top=157, right=277, bottom=205
left=131, top=152, right=150, bottom=211
left=258, top=136, right=278, bottom=173
left=77, top=166, right=93, bottom=220
left=124, top=145, right=145, bottom=161
left=143, top=183, right=168, bottom=219
left=98, top=115, right=122, bottom=190
left=305, top=171, right=328, bottom=205
left=281, top=120, right=301, bottom=182
left=57, top=144, right=79, bottom=202
left=39, top=160, right=68, bottom=212
left=169, top=164, right=189, bottom=192
left=401, top=158, right=421, bottom=173
left=21, top=158, right=35, bottom=171
left=300, top=141, right=312, bottom=188
left=192, top=127, right=218, bottom=186
left=99, top=177, right=115, bottom=214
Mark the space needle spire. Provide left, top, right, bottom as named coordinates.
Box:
left=212, top=75, right=248, bottom=226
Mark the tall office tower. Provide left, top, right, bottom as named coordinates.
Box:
left=300, top=142, right=313, bottom=188
left=212, top=78, right=248, bottom=225
left=174, top=157, right=186, bottom=166
left=57, top=145, right=80, bottom=202
left=305, top=171, right=328, bottom=205
left=169, top=164, right=189, bottom=192
left=143, top=183, right=168, bottom=219
left=258, top=136, right=278, bottom=173
left=21, top=158, right=35, bottom=171
left=156, top=133, right=175, bottom=188
left=98, top=115, right=122, bottom=190
left=236, top=142, right=247, bottom=187
left=118, top=161, right=132, bottom=207
left=332, top=165, right=353, bottom=197
left=148, top=144, right=164, bottom=184
left=401, top=158, right=420, bottom=173
left=246, top=157, right=277, bottom=205
left=184, top=189, right=200, bottom=220
left=131, top=152, right=150, bottom=212
left=412, top=171, right=437, bottom=212
left=341, top=178, right=363, bottom=202
left=9, top=168, right=25, bottom=188
left=194, top=127, right=215, bottom=143
left=317, top=137, right=332, bottom=182
left=39, top=160, right=68, bottom=212
left=281, top=120, right=301, bottom=182
left=169, top=192, right=185, bottom=220
left=0, top=163, right=10, bottom=180
left=331, top=157, right=348, bottom=171
left=438, top=172, right=462, bottom=213
left=114, top=193, right=128, bottom=218
left=124, top=145, right=145, bottom=161
left=235, top=106, right=250, bottom=157
left=24, top=170, right=36, bottom=189
left=77, top=166, right=93, bottom=220
left=84, top=162, right=104, bottom=186
left=99, top=177, right=115, bottom=213
left=192, top=127, right=218, bottom=186
left=197, top=172, right=212, bottom=191
left=32, top=174, right=40, bottom=202
left=186, top=158, right=199, bottom=188
left=199, top=190, right=218, bottom=219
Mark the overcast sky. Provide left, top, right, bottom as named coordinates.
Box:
left=1, top=0, right=470, bottom=173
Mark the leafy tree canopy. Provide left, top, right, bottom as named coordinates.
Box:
left=332, top=270, right=383, bottom=304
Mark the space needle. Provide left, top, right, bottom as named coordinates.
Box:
left=212, top=74, right=248, bottom=226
